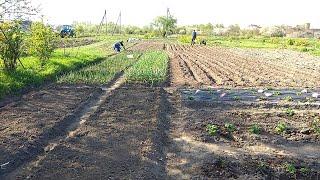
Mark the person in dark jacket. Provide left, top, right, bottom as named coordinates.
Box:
left=191, top=30, right=197, bottom=45
left=113, top=41, right=125, bottom=53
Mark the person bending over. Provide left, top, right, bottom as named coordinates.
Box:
left=113, top=41, right=126, bottom=53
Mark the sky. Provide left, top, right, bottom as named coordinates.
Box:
left=33, top=0, right=320, bottom=28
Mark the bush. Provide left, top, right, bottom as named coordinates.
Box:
left=0, top=21, right=24, bottom=71
left=27, top=22, right=56, bottom=66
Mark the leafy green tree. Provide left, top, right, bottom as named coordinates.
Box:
left=153, top=15, right=177, bottom=37
left=0, top=21, right=24, bottom=71
left=28, top=22, right=56, bottom=66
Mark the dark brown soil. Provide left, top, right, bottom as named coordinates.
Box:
left=10, top=86, right=170, bottom=179
left=1, top=41, right=319, bottom=179
left=55, top=38, right=99, bottom=48
left=0, top=85, right=101, bottom=177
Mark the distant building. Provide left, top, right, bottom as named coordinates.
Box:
left=286, top=23, right=320, bottom=38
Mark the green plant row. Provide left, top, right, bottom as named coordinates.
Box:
left=125, top=51, right=168, bottom=85
left=58, top=52, right=139, bottom=85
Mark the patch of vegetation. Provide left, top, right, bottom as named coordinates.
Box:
left=188, top=96, right=195, bottom=100
left=300, top=167, right=310, bottom=175
left=285, top=108, right=295, bottom=117
left=125, top=51, right=168, bottom=85
left=249, top=124, right=262, bottom=134
left=311, top=117, right=320, bottom=135
left=274, top=91, right=282, bottom=96
left=225, top=123, right=236, bottom=133
left=233, top=96, right=241, bottom=101
left=206, top=124, right=219, bottom=136
left=58, top=53, right=138, bottom=84
left=0, top=39, right=115, bottom=100
left=283, top=96, right=293, bottom=102
left=284, top=163, right=297, bottom=175
left=275, top=122, right=288, bottom=134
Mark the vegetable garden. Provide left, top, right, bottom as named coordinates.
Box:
left=0, top=35, right=320, bottom=179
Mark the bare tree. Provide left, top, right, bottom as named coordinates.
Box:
left=0, top=0, right=37, bottom=20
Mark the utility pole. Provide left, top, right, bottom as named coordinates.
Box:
left=166, top=8, right=170, bottom=37
left=98, top=10, right=107, bottom=35
left=105, top=10, right=108, bottom=34
left=112, top=11, right=122, bottom=36
left=119, top=11, right=122, bottom=34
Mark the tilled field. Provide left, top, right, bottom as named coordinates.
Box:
left=1, top=41, right=319, bottom=179
left=167, top=44, right=320, bottom=88
left=166, top=88, right=320, bottom=179
left=0, top=85, right=101, bottom=177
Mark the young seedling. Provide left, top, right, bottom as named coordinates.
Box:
left=225, top=123, right=236, bottom=133
left=285, top=108, right=295, bottom=117
left=206, top=124, right=219, bottom=136
left=249, top=124, right=262, bottom=134
left=233, top=96, right=241, bottom=101
left=311, top=118, right=320, bottom=135
left=284, top=163, right=297, bottom=175
left=300, top=167, right=310, bottom=175
left=283, top=96, right=293, bottom=102
left=275, top=122, right=288, bottom=134
left=274, top=91, right=282, bottom=96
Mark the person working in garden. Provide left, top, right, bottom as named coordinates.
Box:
left=191, top=30, right=197, bottom=45
left=113, top=41, right=126, bottom=53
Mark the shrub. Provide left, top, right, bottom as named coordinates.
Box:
left=27, top=22, right=56, bottom=66
left=0, top=21, right=24, bottom=71
left=207, top=124, right=219, bottom=136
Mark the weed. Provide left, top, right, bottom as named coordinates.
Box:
left=300, top=167, right=310, bottom=175
left=188, top=96, right=195, bottom=100
left=296, top=92, right=302, bottom=96
left=233, top=96, right=241, bottom=101
left=274, top=91, right=282, bottom=96
left=275, top=122, right=288, bottom=134
left=225, top=123, right=236, bottom=133
left=305, top=97, right=316, bottom=103
left=249, top=124, right=262, bottom=134
left=284, top=163, right=297, bottom=175
left=283, top=96, right=293, bottom=102
left=206, top=124, right=219, bottom=136
left=311, top=117, right=320, bottom=135
left=285, top=108, right=295, bottom=117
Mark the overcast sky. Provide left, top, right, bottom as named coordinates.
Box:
left=33, top=0, right=320, bottom=28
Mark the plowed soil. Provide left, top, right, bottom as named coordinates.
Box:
left=167, top=44, right=320, bottom=88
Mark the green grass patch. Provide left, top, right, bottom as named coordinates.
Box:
left=58, top=52, right=139, bottom=85
left=125, top=51, right=168, bottom=85
left=0, top=37, right=124, bottom=99
left=177, top=35, right=320, bottom=56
